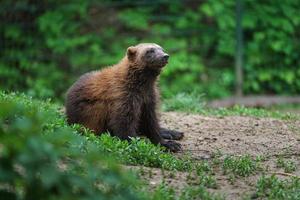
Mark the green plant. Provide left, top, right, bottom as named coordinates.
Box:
left=151, top=183, right=176, bottom=200
left=197, top=173, right=217, bottom=189
left=196, top=161, right=212, bottom=173
left=1, top=0, right=300, bottom=100
left=179, top=185, right=224, bottom=200
left=0, top=98, right=141, bottom=200
left=222, top=155, right=259, bottom=177
left=195, top=162, right=217, bottom=188
left=255, top=175, right=300, bottom=199
left=276, top=157, right=297, bottom=173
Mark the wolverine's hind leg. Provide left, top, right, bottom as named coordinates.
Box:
left=79, top=103, right=107, bottom=135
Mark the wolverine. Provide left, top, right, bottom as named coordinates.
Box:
left=66, top=43, right=183, bottom=152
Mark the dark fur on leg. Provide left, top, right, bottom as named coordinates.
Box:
left=160, top=128, right=184, bottom=140
left=139, top=102, right=182, bottom=152
left=160, top=140, right=182, bottom=152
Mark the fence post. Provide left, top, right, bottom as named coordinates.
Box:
left=235, top=0, right=244, bottom=97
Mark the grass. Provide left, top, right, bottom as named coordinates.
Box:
left=1, top=91, right=300, bottom=199
left=195, top=161, right=217, bottom=188
left=222, top=155, right=261, bottom=177
left=162, top=93, right=300, bottom=120
left=276, top=156, right=297, bottom=173
left=179, top=186, right=224, bottom=200
left=255, top=175, right=300, bottom=199
left=151, top=183, right=224, bottom=200
left=85, top=132, right=194, bottom=171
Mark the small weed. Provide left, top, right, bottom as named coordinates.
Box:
left=255, top=155, right=266, bottom=162
left=212, top=149, right=223, bottom=166
left=196, top=161, right=212, bottom=174
left=276, top=156, right=285, bottom=168
left=223, top=155, right=259, bottom=177
left=179, top=185, right=224, bottom=200
left=195, top=161, right=217, bottom=188
left=228, top=174, right=236, bottom=185
left=198, top=173, right=218, bottom=189
left=276, top=157, right=297, bottom=173
left=186, top=171, right=195, bottom=183
left=151, top=183, right=176, bottom=200
left=255, top=175, right=300, bottom=199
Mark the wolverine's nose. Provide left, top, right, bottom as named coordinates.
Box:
left=163, top=54, right=169, bottom=60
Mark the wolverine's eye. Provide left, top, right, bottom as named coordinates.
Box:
left=147, top=48, right=155, bottom=54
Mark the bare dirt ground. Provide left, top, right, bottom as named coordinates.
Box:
left=161, top=112, right=300, bottom=159
left=138, top=112, right=300, bottom=199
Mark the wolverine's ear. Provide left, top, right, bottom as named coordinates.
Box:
left=127, top=46, right=136, bottom=60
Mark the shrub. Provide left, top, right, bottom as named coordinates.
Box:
left=1, top=1, right=300, bottom=100
left=0, top=98, right=141, bottom=200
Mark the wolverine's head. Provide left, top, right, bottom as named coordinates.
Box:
left=126, top=43, right=169, bottom=69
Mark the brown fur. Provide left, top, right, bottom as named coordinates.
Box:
left=66, top=43, right=182, bottom=152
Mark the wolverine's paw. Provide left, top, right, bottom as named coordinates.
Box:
left=161, top=141, right=182, bottom=152
left=160, top=128, right=184, bottom=140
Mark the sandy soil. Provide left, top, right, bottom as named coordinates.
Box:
left=161, top=112, right=300, bottom=159
left=138, top=112, right=300, bottom=199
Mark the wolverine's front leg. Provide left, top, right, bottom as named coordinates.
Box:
left=108, top=102, right=139, bottom=140
left=160, top=128, right=184, bottom=140
left=139, top=103, right=181, bottom=152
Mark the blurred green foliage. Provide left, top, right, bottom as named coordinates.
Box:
left=1, top=0, right=300, bottom=100
left=0, top=95, right=141, bottom=199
